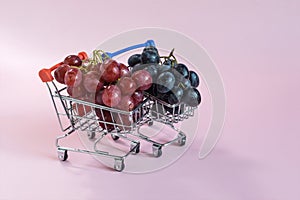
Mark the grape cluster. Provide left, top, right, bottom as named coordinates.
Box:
left=53, top=52, right=153, bottom=132
left=127, top=47, right=201, bottom=109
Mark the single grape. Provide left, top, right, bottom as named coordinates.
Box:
left=67, top=85, right=86, bottom=98
left=167, top=86, right=184, bottom=105
left=174, top=63, right=189, bottom=78
left=118, top=63, right=130, bottom=77
left=54, top=64, right=70, bottom=84
left=64, top=55, right=82, bottom=67
left=99, top=59, right=120, bottom=83
left=83, top=71, right=103, bottom=93
left=141, top=50, right=160, bottom=64
left=116, top=96, right=135, bottom=111
left=131, top=69, right=153, bottom=91
left=102, top=85, right=121, bottom=107
left=64, top=67, right=83, bottom=87
left=189, top=71, right=200, bottom=88
left=128, top=54, right=141, bottom=67
left=131, top=90, right=144, bottom=106
left=118, top=77, right=137, bottom=96
left=182, top=88, right=201, bottom=107
left=156, top=71, right=175, bottom=94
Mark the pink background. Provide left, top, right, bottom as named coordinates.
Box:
left=1, top=0, right=300, bottom=199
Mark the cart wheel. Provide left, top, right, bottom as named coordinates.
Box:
left=111, top=134, right=120, bottom=141
left=147, top=120, right=153, bottom=126
left=87, top=131, right=95, bottom=139
left=131, top=142, right=140, bottom=154
left=58, top=150, right=68, bottom=161
left=178, top=132, right=186, bottom=146
left=152, top=144, right=162, bottom=157
left=114, top=158, right=125, bottom=172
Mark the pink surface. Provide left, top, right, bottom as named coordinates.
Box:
left=1, top=0, right=300, bottom=199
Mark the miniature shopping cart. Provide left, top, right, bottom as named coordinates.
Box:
left=39, top=40, right=198, bottom=171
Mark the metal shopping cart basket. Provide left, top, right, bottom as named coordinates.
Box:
left=38, top=40, right=199, bottom=171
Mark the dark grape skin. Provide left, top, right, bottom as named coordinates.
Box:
left=164, top=104, right=184, bottom=115
left=131, top=90, right=144, bottom=106
left=156, top=91, right=169, bottom=102
left=128, top=54, right=141, bottom=67
left=64, top=68, right=83, bottom=87
left=118, top=63, right=131, bottom=77
left=174, top=63, right=189, bottom=79
left=64, top=55, right=82, bottom=67
left=182, top=88, right=201, bottom=107
left=118, top=77, right=137, bottom=96
left=156, top=71, right=176, bottom=94
left=99, top=60, right=120, bottom=83
left=143, top=46, right=159, bottom=55
left=141, top=50, right=160, bottom=64
left=102, top=85, right=122, bottom=107
left=54, top=64, right=70, bottom=84
left=189, top=71, right=200, bottom=88
left=167, top=86, right=184, bottom=105
left=131, top=70, right=153, bottom=91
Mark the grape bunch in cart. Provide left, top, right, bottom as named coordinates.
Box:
left=38, top=40, right=201, bottom=172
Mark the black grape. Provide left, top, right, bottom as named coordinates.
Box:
left=189, top=71, right=200, bottom=88
left=141, top=50, right=160, bottom=64
left=174, top=63, right=189, bottom=78
left=128, top=54, right=141, bottom=67
left=182, top=88, right=201, bottom=107
left=156, top=71, right=175, bottom=94
left=167, top=86, right=184, bottom=105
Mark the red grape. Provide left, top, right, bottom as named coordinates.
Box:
left=83, top=71, right=103, bottom=93
left=64, top=67, right=83, bottom=87
left=102, top=85, right=121, bottom=107
left=95, top=109, right=115, bottom=132
left=132, top=69, right=152, bottom=91
left=95, top=90, right=104, bottom=105
left=67, top=85, right=86, bottom=98
left=64, top=55, right=82, bottom=66
left=116, top=96, right=135, bottom=111
left=54, top=64, right=70, bottom=84
left=118, top=63, right=130, bottom=77
left=118, top=77, right=137, bottom=96
left=131, top=90, right=144, bottom=106
left=114, top=113, right=132, bottom=131
left=99, top=59, right=120, bottom=83
left=73, top=102, right=92, bottom=117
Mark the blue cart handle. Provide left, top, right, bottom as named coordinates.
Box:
left=106, top=40, right=156, bottom=58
